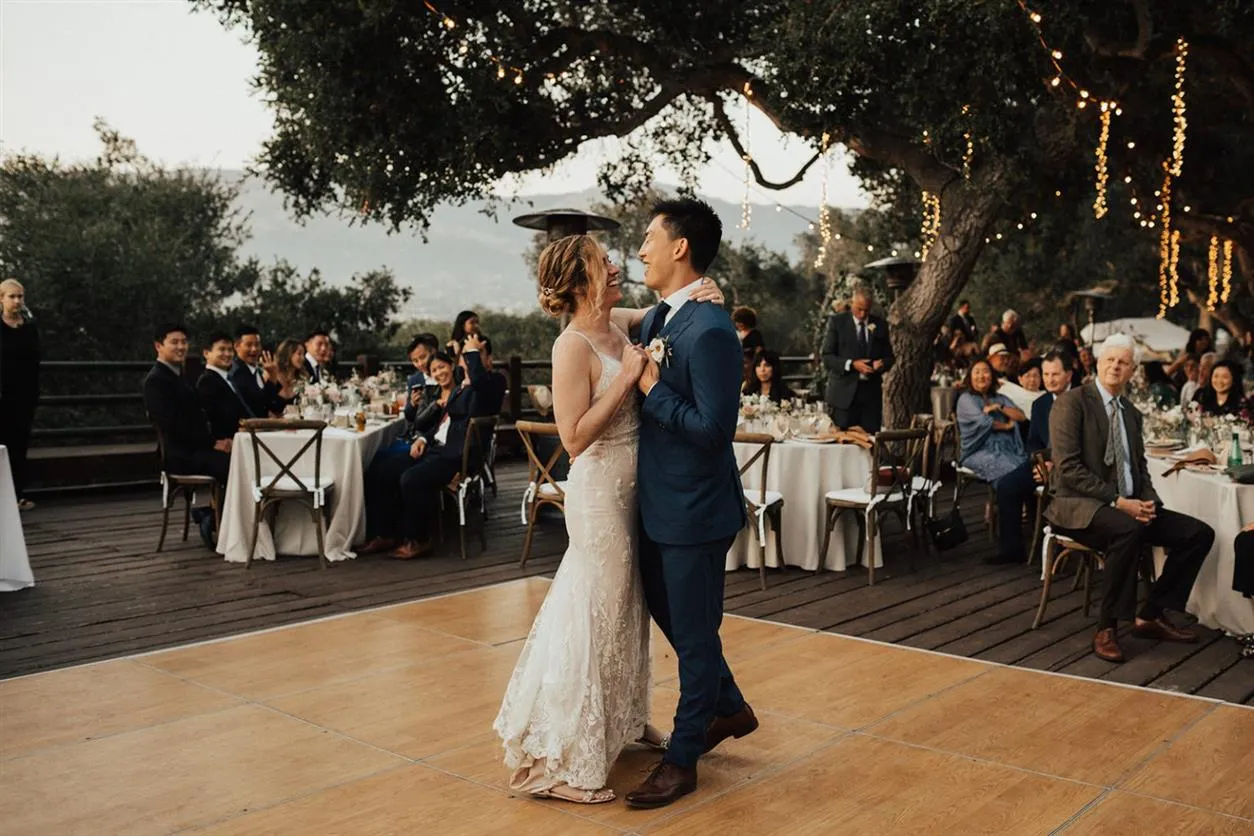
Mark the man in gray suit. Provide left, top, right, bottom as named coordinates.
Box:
left=1046, top=334, right=1213, bottom=663
left=821, top=284, right=893, bottom=432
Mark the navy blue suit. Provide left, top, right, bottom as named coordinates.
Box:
left=229, top=358, right=286, bottom=417
left=637, top=299, right=749, bottom=770
left=1027, top=391, right=1058, bottom=454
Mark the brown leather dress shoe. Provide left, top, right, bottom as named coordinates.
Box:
left=1093, top=628, right=1125, bottom=663
left=390, top=540, right=432, bottom=560
left=358, top=536, right=400, bottom=555
left=625, top=762, right=697, bottom=809
left=1132, top=617, right=1199, bottom=643
left=704, top=704, right=759, bottom=753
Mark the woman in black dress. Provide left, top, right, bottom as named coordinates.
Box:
left=0, top=279, right=40, bottom=509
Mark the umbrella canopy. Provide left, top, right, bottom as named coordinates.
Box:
left=1080, top=317, right=1193, bottom=358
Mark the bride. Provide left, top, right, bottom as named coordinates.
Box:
left=493, top=233, right=723, bottom=804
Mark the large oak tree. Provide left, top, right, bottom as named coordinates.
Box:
left=198, top=0, right=1254, bottom=425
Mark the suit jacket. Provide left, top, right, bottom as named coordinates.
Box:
left=421, top=352, right=496, bottom=469
left=304, top=358, right=337, bottom=384
left=143, top=362, right=215, bottom=463
left=820, top=312, right=894, bottom=410
left=403, top=370, right=440, bottom=423
left=228, top=358, right=285, bottom=417
left=637, top=301, right=747, bottom=546
left=1045, top=382, right=1160, bottom=530
left=196, top=369, right=254, bottom=440
left=948, top=312, right=977, bottom=342
left=1026, top=390, right=1058, bottom=454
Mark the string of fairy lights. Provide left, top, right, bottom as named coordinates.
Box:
left=414, top=0, right=1237, bottom=306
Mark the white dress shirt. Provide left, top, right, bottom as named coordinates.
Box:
left=1096, top=380, right=1135, bottom=498
left=656, top=278, right=704, bottom=330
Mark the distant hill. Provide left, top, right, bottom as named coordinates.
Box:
left=225, top=172, right=844, bottom=319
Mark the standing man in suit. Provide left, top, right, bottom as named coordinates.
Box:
left=1046, top=334, right=1214, bottom=663
left=197, top=331, right=254, bottom=440
left=1026, top=350, right=1072, bottom=454
left=230, top=325, right=285, bottom=417
left=143, top=323, right=230, bottom=548
left=948, top=299, right=978, bottom=344
left=821, top=284, right=893, bottom=432
left=303, top=329, right=334, bottom=383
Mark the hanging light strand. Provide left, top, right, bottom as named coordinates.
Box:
left=1093, top=103, right=1113, bottom=218
left=422, top=0, right=528, bottom=85
left=813, top=132, right=833, bottom=269
left=1222, top=239, right=1235, bottom=304
left=1156, top=172, right=1174, bottom=318
left=1170, top=38, right=1189, bottom=177
left=1207, top=235, right=1221, bottom=311
left=920, top=192, right=942, bottom=260
left=740, top=83, right=753, bottom=231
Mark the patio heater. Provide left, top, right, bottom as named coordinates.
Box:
left=1068, top=288, right=1114, bottom=340
left=511, top=207, right=621, bottom=243
left=862, top=255, right=921, bottom=302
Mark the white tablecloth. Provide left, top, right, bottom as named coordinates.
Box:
left=0, top=445, right=34, bottom=591
left=1148, top=458, right=1254, bottom=635
left=217, top=418, right=406, bottom=563
left=729, top=440, right=876, bottom=572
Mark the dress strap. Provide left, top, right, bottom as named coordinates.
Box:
left=563, top=327, right=620, bottom=362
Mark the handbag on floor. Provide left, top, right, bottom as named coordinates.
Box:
left=927, top=505, right=968, bottom=551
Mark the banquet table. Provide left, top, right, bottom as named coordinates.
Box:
left=217, top=417, right=406, bottom=563
left=729, top=439, right=876, bottom=573
left=0, top=445, right=34, bottom=591
left=1148, top=457, right=1254, bottom=635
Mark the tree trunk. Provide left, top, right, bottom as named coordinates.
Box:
left=882, top=162, right=1016, bottom=430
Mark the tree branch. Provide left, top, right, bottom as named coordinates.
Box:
left=708, top=97, right=820, bottom=190
left=1083, top=0, right=1153, bottom=58
left=1188, top=36, right=1254, bottom=109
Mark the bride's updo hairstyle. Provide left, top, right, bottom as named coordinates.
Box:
left=536, top=234, right=605, bottom=318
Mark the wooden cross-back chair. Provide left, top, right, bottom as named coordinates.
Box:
left=151, top=418, right=221, bottom=554
left=239, top=418, right=334, bottom=569
left=438, top=415, right=498, bottom=560
left=734, top=431, right=784, bottom=591
left=819, top=427, right=929, bottom=585
left=516, top=421, right=567, bottom=568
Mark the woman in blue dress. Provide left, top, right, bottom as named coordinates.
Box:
left=958, top=358, right=1036, bottom=563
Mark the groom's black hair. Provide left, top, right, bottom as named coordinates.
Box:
left=650, top=197, right=722, bottom=275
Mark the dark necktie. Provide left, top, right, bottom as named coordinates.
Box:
left=646, top=302, right=671, bottom=345
left=857, top=319, right=869, bottom=357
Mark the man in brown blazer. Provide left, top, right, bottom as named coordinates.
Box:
left=1046, top=334, right=1213, bottom=663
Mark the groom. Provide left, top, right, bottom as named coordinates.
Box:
left=628, top=197, right=757, bottom=809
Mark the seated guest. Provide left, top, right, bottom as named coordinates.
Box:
left=1178, top=356, right=1201, bottom=406
left=360, top=348, right=497, bottom=559
left=196, top=331, right=254, bottom=439
left=732, top=306, right=766, bottom=359
left=1183, top=351, right=1217, bottom=406
left=1166, top=327, right=1213, bottom=387
left=143, top=323, right=230, bottom=548
left=957, top=359, right=1036, bottom=564
left=991, top=309, right=1030, bottom=356
left=303, top=329, right=334, bottom=383
left=742, top=350, right=796, bottom=404
left=1075, top=344, right=1096, bottom=387
left=230, top=324, right=288, bottom=416
left=1018, top=358, right=1043, bottom=393
left=1027, top=350, right=1072, bottom=454
left=273, top=338, right=308, bottom=403
left=1143, top=361, right=1179, bottom=407
left=988, top=343, right=1020, bottom=384
left=447, top=309, right=481, bottom=356
left=1046, top=334, right=1214, bottom=663
left=462, top=333, right=507, bottom=416
left=1193, top=359, right=1244, bottom=417
left=404, top=332, right=441, bottom=423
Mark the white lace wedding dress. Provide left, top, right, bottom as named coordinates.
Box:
left=493, top=329, right=652, bottom=793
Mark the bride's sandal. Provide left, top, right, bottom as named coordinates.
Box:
left=636, top=724, right=671, bottom=752
left=532, top=784, right=616, bottom=805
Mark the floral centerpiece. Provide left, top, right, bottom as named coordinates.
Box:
left=739, top=393, right=779, bottom=422
left=296, top=379, right=344, bottom=407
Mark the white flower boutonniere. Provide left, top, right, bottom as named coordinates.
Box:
left=867, top=322, right=878, bottom=334
left=646, top=337, right=672, bottom=367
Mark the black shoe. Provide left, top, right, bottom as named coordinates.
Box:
left=198, top=514, right=216, bottom=550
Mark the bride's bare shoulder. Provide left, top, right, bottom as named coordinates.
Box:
left=552, top=329, right=595, bottom=367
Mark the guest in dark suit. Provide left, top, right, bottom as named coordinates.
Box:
left=143, top=324, right=230, bottom=547
left=948, top=299, right=978, bottom=344
left=403, top=332, right=441, bottom=422
left=303, top=329, right=334, bottom=383
left=1046, top=334, right=1214, bottom=663
left=820, top=284, right=893, bottom=432
left=196, top=331, right=254, bottom=440
left=461, top=334, right=507, bottom=417
left=1027, top=350, right=1073, bottom=454
left=0, top=278, right=40, bottom=509
left=230, top=325, right=287, bottom=417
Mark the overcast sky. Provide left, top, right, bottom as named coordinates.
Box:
left=0, top=0, right=868, bottom=210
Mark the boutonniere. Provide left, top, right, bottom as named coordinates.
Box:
left=647, top=337, right=673, bottom=367
left=867, top=322, right=878, bottom=334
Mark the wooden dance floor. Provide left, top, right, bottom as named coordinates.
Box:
left=3, top=578, right=1251, bottom=835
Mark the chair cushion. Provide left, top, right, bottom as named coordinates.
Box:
left=538, top=481, right=567, bottom=498
left=257, top=475, right=335, bottom=494
left=825, top=487, right=906, bottom=506
left=955, top=464, right=982, bottom=478
left=743, top=489, right=783, bottom=508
